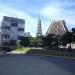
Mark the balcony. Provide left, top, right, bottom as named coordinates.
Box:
left=1, top=29, right=10, bottom=34
left=10, top=34, right=17, bottom=40
left=1, top=21, right=10, bottom=26
left=18, top=23, right=24, bottom=28
left=18, top=32, right=24, bottom=37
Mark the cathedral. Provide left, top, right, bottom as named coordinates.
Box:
left=46, top=20, right=68, bottom=36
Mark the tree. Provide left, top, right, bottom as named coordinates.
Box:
left=1, top=41, right=12, bottom=52
left=72, top=28, right=75, bottom=42
left=20, top=37, right=30, bottom=47
left=60, top=33, right=68, bottom=46
left=72, top=28, right=75, bottom=32
left=60, top=32, right=72, bottom=51
left=29, top=36, right=43, bottom=47
left=29, top=37, right=37, bottom=47
left=36, top=36, right=43, bottom=47
left=42, top=34, right=57, bottom=48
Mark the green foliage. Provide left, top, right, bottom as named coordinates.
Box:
left=72, top=28, right=75, bottom=32
left=71, top=28, right=75, bottom=42
left=26, top=49, right=75, bottom=57
left=42, top=34, right=59, bottom=47
left=0, top=46, right=12, bottom=52
left=29, top=36, right=43, bottom=47
left=60, top=32, right=72, bottom=46
left=29, top=37, right=37, bottom=46
left=20, top=37, right=30, bottom=47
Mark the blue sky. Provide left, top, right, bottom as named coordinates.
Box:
left=0, top=0, right=75, bottom=36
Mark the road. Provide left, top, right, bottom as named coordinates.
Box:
left=0, top=54, right=75, bottom=75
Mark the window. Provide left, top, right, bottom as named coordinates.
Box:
left=18, top=28, right=24, bottom=31
left=2, top=34, right=9, bottom=38
left=11, top=23, right=17, bottom=27
left=9, top=40, right=17, bottom=46
left=17, top=36, right=24, bottom=40
left=5, top=26, right=10, bottom=29
left=1, top=26, right=10, bottom=29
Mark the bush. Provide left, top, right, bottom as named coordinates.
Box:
left=1, top=46, right=12, bottom=52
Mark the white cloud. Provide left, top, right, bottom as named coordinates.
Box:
left=42, top=6, right=60, bottom=17
left=41, top=1, right=75, bottom=30
left=41, top=1, right=61, bottom=18
left=1, top=1, right=75, bottom=37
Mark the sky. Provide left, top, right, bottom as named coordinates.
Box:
left=0, top=0, right=75, bottom=36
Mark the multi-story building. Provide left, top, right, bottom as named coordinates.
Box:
left=24, top=32, right=31, bottom=37
left=46, top=20, right=68, bottom=36
left=0, top=16, right=25, bottom=46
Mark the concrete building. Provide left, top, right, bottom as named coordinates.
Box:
left=0, top=16, right=25, bottom=46
left=46, top=20, right=68, bottom=36
left=24, top=32, right=31, bottom=37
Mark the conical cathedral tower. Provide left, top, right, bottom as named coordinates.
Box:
left=36, top=16, right=42, bottom=37
left=46, top=20, right=68, bottom=36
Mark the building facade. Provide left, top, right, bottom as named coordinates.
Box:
left=0, top=16, right=25, bottom=46
left=24, top=32, right=31, bottom=37
left=46, top=20, right=68, bottom=36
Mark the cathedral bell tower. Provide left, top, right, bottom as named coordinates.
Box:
left=36, top=16, right=42, bottom=37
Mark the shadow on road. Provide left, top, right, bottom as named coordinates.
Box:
left=0, top=49, right=75, bottom=75
left=25, top=49, right=75, bottom=75
left=34, top=55, right=75, bottom=75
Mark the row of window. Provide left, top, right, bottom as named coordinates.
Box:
left=1, top=27, right=24, bottom=31
left=11, top=23, right=17, bottom=27
left=1, top=35, right=24, bottom=39
left=1, top=26, right=10, bottom=29
left=1, top=34, right=9, bottom=38
left=10, top=23, right=24, bottom=27
left=2, top=22, right=24, bottom=28
left=18, top=28, right=24, bottom=31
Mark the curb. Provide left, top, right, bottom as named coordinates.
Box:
left=0, top=53, right=75, bottom=59
left=29, top=54, right=75, bottom=59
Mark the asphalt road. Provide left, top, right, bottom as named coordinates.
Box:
left=0, top=55, right=75, bottom=75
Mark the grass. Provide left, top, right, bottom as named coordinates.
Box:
left=11, top=47, right=31, bottom=54
left=26, top=49, right=75, bottom=57
left=11, top=46, right=75, bottom=57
